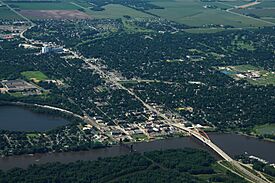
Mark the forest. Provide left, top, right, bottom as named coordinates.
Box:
left=0, top=149, right=246, bottom=183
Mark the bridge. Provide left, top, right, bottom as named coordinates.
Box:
left=172, top=123, right=233, bottom=161
left=16, top=15, right=269, bottom=182
left=171, top=123, right=269, bottom=183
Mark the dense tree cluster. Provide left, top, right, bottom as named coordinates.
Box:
left=238, top=154, right=275, bottom=178
left=25, top=19, right=123, bottom=47
left=78, top=27, right=275, bottom=130
left=0, top=149, right=246, bottom=183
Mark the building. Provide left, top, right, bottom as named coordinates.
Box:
left=1, top=79, right=37, bottom=92
left=41, top=46, right=64, bottom=54
left=42, top=46, right=50, bottom=54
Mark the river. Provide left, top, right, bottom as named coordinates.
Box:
left=0, top=134, right=274, bottom=171
left=0, top=106, right=275, bottom=171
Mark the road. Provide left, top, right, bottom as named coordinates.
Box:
left=0, top=0, right=36, bottom=40
left=14, top=10, right=269, bottom=182
left=226, top=8, right=275, bottom=26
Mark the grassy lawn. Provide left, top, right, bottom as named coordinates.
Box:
left=132, top=134, right=148, bottom=141
left=21, top=71, right=48, bottom=82
left=253, top=124, right=275, bottom=136
left=26, top=133, right=39, bottom=138
left=7, top=2, right=79, bottom=10
left=9, top=92, right=25, bottom=98
left=0, top=6, right=21, bottom=20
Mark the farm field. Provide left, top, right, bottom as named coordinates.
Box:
left=262, top=18, right=275, bottom=23
left=235, top=8, right=275, bottom=18
left=254, top=0, right=275, bottom=8
left=0, top=6, right=21, bottom=19
left=213, top=0, right=251, bottom=7
left=20, top=10, right=91, bottom=19
left=6, top=1, right=79, bottom=10
left=232, top=1, right=275, bottom=25
left=87, top=4, right=153, bottom=19
left=146, top=0, right=270, bottom=27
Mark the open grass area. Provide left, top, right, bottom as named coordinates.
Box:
left=253, top=124, right=275, bottom=136
left=217, top=65, right=275, bottom=86
left=0, top=6, right=21, bottom=19
left=87, top=4, right=153, bottom=19
left=7, top=2, right=79, bottom=10
left=26, top=133, right=39, bottom=138
left=146, top=0, right=269, bottom=28
left=21, top=71, right=48, bottom=82
left=132, top=134, right=148, bottom=141
left=9, top=92, right=26, bottom=98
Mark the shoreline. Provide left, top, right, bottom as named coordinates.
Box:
left=1, top=133, right=275, bottom=171
left=0, top=101, right=85, bottom=126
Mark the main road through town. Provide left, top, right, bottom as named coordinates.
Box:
left=13, top=6, right=270, bottom=181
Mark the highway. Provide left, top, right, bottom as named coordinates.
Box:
left=82, top=58, right=269, bottom=183
left=15, top=12, right=269, bottom=182
left=172, top=123, right=270, bottom=183
left=58, top=54, right=270, bottom=183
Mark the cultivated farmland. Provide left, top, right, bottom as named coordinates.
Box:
left=0, top=6, right=21, bottom=20
left=146, top=0, right=271, bottom=28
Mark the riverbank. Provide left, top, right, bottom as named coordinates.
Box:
left=1, top=133, right=275, bottom=171
left=0, top=101, right=84, bottom=123
left=0, top=105, right=106, bottom=157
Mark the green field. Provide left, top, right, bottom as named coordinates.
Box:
left=215, top=0, right=252, bottom=7
left=7, top=2, right=79, bottom=10
left=253, top=124, right=275, bottom=136
left=146, top=0, right=269, bottom=28
left=236, top=8, right=275, bottom=18
left=2, top=0, right=273, bottom=29
left=87, top=4, right=153, bottom=19
left=229, top=0, right=275, bottom=25
left=254, top=0, right=275, bottom=8
left=0, top=6, right=21, bottom=19
left=262, top=17, right=275, bottom=24
left=21, top=71, right=48, bottom=82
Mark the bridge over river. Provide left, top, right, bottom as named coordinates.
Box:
left=172, top=123, right=270, bottom=183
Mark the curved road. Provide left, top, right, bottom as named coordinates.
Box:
left=9, top=4, right=270, bottom=182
